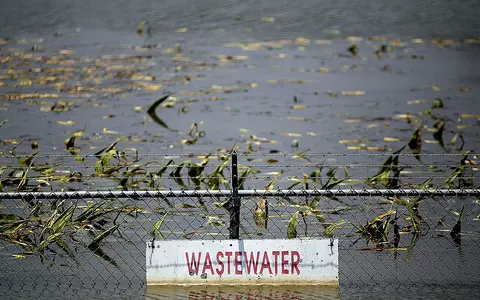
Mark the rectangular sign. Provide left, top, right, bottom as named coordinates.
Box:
left=146, top=239, right=338, bottom=285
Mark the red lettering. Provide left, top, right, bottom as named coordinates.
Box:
left=225, top=251, right=233, bottom=275
left=202, top=252, right=214, bottom=275
left=244, top=251, right=260, bottom=274
left=185, top=252, right=201, bottom=275
left=281, top=251, right=289, bottom=274
left=260, top=251, right=272, bottom=275
left=272, top=251, right=280, bottom=275
left=234, top=252, right=243, bottom=275
left=216, top=252, right=224, bottom=276
left=291, top=251, right=300, bottom=275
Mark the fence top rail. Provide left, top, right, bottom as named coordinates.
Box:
left=0, top=152, right=478, bottom=159
left=0, top=189, right=479, bottom=199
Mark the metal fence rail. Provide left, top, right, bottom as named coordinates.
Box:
left=0, top=152, right=479, bottom=298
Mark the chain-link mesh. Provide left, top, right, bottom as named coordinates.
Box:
left=1, top=189, right=479, bottom=297
left=1, top=152, right=479, bottom=298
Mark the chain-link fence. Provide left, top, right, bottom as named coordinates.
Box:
left=1, top=152, right=479, bottom=298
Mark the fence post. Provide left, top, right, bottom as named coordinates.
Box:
left=229, top=151, right=240, bottom=239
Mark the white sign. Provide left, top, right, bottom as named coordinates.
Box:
left=146, top=239, right=338, bottom=285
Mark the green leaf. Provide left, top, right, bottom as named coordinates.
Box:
left=64, top=128, right=85, bottom=150
left=408, top=125, right=422, bottom=161
left=206, top=216, right=225, bottom=227
left=0, top=213, right=22, bottom=224
left=49, top=204, right=75, bottom=233
left=365, top=146, right=405, bottom=187
left=20, top=152, right=37, bottom=167
left=94, top=139, right=119, bottom=157
left=444, top=151, right=471, bottom=187
left=55, top=238, right=73, bottom=256
left=423, top=98, right=444, bottom=115
left=156, top=159, right=174, bottom=176
left=88, top=224, right=120, bottom=249
left=323, top=220, right=346, bottom=238
left=0, top=119, right=8, bottom=128
left=287, top=211, right=300, bottom=239
left=432, top=120, right=446, bottom=149
left=37, top=232, right=63, bottom=253
left=150, top=212, right=168, bottom=240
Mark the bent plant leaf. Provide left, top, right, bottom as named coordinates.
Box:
left=150, top=211, right=168, bottom=241
left=323, top=219, right=347, bottom=238
left=432, top=120, right=446, bottom=149
left=366, top=146, right=405, bottom=188
left=408, top=124, right=422, bottom=161
left=147, top=95, right=170, bottom=129
left=287, top=211, right=300, bottom=239
left=444, top=151, right=472, bottom=188
left=253, top=199, right=268, bottom=229
left=450, top=206, right=464, bottom=245
left=88, top=224, right=120, bottom=250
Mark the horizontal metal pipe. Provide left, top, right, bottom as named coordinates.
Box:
left=0, top=189, right=478, bottom=199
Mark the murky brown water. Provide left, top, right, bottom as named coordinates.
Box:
left=146, top=285, right=339, bottom=300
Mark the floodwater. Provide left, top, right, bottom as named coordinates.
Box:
left=1, top=0, right=480, bottom=299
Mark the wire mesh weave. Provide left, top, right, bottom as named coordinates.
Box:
left=0, top=188, right=479, bottom=295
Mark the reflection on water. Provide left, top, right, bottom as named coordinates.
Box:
left=146, top=285, right=339, bottom=300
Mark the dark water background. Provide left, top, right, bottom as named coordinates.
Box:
left=2, top=0, right=480, bottom=40
left=1, top=0, right=480, bottom=299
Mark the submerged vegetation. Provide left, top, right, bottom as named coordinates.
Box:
left=0, top=31, right=479, bottom=266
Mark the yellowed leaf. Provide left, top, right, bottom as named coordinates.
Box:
left=368, top=36, right=386, bottom=42
left=461, top=114, right=480, bottom=119
left=384, top=137, right=401, bottom=142
left=339, top=139, right=369, bottom=144
left=407, top=99, right=429, bottom=104
left=345, top=36, right=363, bottom=42
left=0, top=93, right=59, bottom=100
left=344, top=119, right=362, bottom=123
left=292, top=105, right=306, bottom=109
left=261, top=17, right=275, bottom=22
left=465, top=39, right=480, bottom=44
left=103, top=128, right=121, bottom=135
left=4, top=139, right=19, bottom=144
left=134, top=82, right=163, bottom=91
left=295, top=37, right=310, bottom=45
left=281, top=133, right=302, bottom=137
left=315, top=40, right=332, bottom=45
left=131, top=74, right=156, bottom=81
left=411, top=39, right=424, bottom=44
left=56, top=120, right=76, bottom=125
left=432, top=39, right=456, bottom=45
left=287, top=117, right=307, bottom=121
left=59, top=49, right=75, bottom=55
left=176, top=27, right=188, bottom=33
left=340, top=91, right=365, bottom=96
